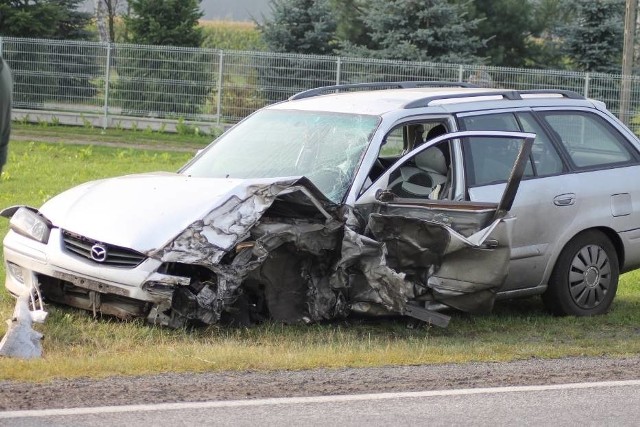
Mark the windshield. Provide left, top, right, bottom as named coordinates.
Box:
left=182, top=109, right=380, bottom=202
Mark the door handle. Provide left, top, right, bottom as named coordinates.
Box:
left=553, top=193, right=576, bottom=206
left=481, top=239, right=499, bottom=249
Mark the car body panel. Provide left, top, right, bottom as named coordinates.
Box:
left=469, top=174, right=580, bottom=291
left=39, top=173, right=286, bottom=253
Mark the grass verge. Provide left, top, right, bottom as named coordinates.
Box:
left=1, top=134, right=639, bottom=382
left=10, top=122, right=216, bottom=151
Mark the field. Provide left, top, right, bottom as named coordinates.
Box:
left=200, top=20, right=267, bottom=51
left=1, top=125, right=640, bottom=382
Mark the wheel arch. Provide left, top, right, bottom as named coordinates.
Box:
left=543, top=226, right=624, bottom=286
left=594, top=226, right=625, bottom=271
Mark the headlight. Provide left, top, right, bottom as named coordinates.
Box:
left=9, top=207, right=51, bottom=243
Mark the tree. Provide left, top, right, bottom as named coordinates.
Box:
left=124, top=0, right=203, bottom=47
left=256, top=0, right=339, bottom=103
left=0, top=0, right=92, bottom=39
left=338, top=0, right=482, bottom=64
left=330, top=0, right=370, bottom=48
left=0, top=1, right=96, bottom=106
left=470, top=0, right=538, bottom=67
left=531, top=0, right=578, bottom=35
left=524, top=0, right=578, bottom=69
left=95, top=0, right=128, bottom=43
left=112, top=0, right=211, bottom=118
left=561, top=0, right=624, bottom=73
left=258, top=0, right=337, bottom=55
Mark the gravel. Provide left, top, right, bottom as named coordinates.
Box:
left=1, top=356, right=639, bottom=410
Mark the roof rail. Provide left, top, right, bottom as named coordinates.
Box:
left=404, top=88, right=587, bottom=109
left=404, top=90, right=522, bottom=109
left=289, top=81, right=479, bottom=101
left=518, top=89, right=585, bottom=99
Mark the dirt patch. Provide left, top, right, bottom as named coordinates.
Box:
left=1, top=356, right=638, bottom=410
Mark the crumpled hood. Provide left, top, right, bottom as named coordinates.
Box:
left=39, top=172, right=307, bottom=253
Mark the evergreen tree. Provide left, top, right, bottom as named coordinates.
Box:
left=470, top=0, right=537, bottom=67
left=0, top=0, right=96, bottom=105
left=112, top=0, right=212, bottom=118
left=256, top=0, right=338, bottom=102
left=124, top=0, right=203, bottom=47
left=524, top=0, right=578, bottom=69
left=0, top=0, right=91, bottom=39
left=330, top=0, right=370, bottom=48
left=258, top=0, right=337, bottom=54
left=339, top=0, right=482, bottom=64
left=561, top=0, right=624, bottom=73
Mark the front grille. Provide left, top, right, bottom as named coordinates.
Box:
left=61, top=230, right=146, bottom=268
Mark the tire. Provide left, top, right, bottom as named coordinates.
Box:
left=543, top=230, right=619, bottom=316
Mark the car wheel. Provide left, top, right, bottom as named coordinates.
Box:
left=543, top=230, right=619, bottom=316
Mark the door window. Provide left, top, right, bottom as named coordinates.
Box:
left=365, top=120, right=450, bottom=192
left=380, top=127, right=406, bottom=158
left=459, top=112, right=564, bottom=186
left=518, top=114, right=564, bottom=176
left=459, top=113, right=526, bottom=186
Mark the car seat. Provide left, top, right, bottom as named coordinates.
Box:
left=389, top=146, right=448, bottom=198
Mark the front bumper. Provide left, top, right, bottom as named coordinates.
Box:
left=3, top=228, right=188, bottom=322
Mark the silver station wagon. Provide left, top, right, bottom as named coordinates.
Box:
left=4, top=82, right=640, bottom=328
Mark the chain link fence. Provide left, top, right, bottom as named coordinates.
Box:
left=3, top=36, right=640, bottom=133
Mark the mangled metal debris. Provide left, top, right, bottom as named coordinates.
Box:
left=141, top=176, right=493, bottom=329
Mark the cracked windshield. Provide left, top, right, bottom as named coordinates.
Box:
left=183, top=109, right=380, bottom=202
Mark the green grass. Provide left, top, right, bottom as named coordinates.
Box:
left=1, top=130, right=640, bottom=381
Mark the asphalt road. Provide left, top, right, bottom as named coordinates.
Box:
left=2, top=380, right=640, bottom=426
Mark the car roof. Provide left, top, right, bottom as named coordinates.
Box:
left=267, top=83, right=599, bottom=116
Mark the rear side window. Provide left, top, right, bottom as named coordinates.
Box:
left=541, top=112, right=634, bottom=168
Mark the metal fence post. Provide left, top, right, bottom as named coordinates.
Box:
left=216, top=51, right=224, bottom=126
left=336, top=57, right=342, bottom=85
left=458, top=65, right=464, bottom=82
left=583, top=73, right=590, bottom=98
left=0, top=37, right=3, bottom=56
left=103, top=43, right=112, bottom=129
